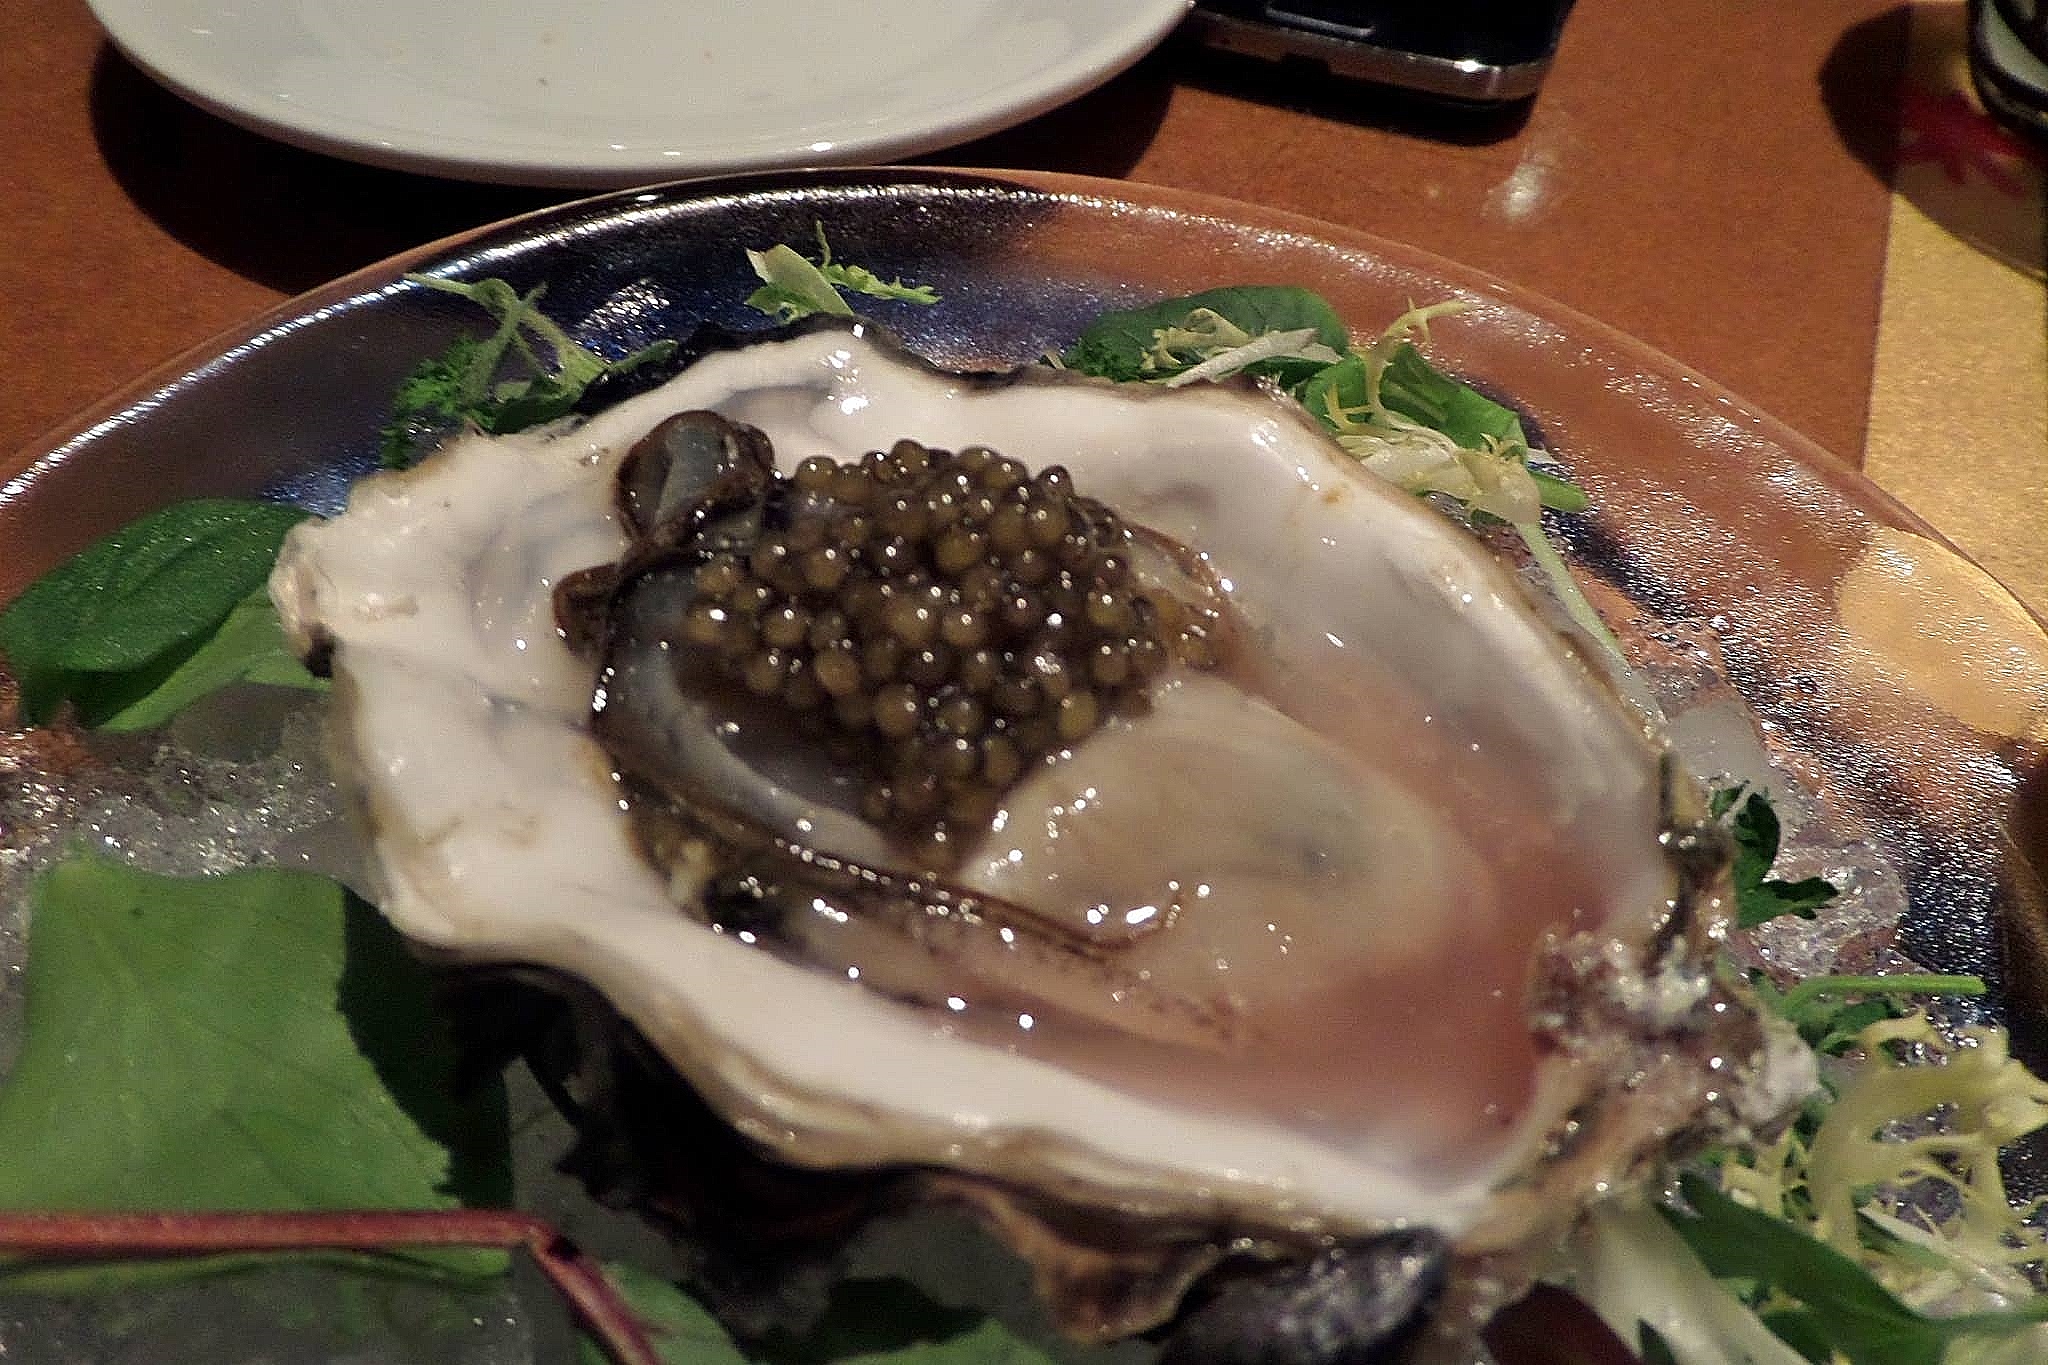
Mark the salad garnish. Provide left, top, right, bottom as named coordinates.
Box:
left=1058, top=283, right=1350, bottom=388
left=1059, top=285, right=1621, bottom=661
left=743, top=222, right=941, bottom=323
left=380, top=275, right=678, bottom=470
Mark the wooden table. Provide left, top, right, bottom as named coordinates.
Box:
left=4, top=0, right=2042, bottom=603
left=3, top=0, right=1904, bottom=457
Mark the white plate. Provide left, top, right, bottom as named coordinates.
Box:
left=86, top=0, right=1192, bottom=187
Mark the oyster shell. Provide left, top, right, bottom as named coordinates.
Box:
left=271, top=320, right=1790, bottom=1350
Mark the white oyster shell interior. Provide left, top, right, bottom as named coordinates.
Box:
left=272, top=323, right=1690, bottom=1244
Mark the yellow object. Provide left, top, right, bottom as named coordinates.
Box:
left=1864, top=2, right=2048, bottom=619
left=1836, top=525, right=2048, bottom=739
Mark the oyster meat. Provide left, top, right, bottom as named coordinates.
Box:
left=271, top=319, right=1789, bottom=1351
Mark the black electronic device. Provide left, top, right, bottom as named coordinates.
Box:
left=1187, top=0, right=1576, bottom=104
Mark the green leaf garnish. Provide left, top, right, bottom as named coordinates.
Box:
left=1663, top=1174, right=2048, bottom=1365
left=0, top=856, right=509, bottom=1218
left=744, top=243, right=856, bottom=322
left=744, top=224, right=939, bottom=323
left=1060, top=285, right=1349, bottom=387
left=1758, top=1307, right=1843, bottom=1363
left=90, top=584, right=326, bottom=733
left=1297, top=307, right=1586, bottom=522
left=1711, top=786, right=1840, bottom=928
left=580, top=1268, right=1057, bottom=1365
left=380, top=275, right=677, bottom=467
left=1061, top=287, right=1624, bottom=684
left=1376, top=341, right=1532, bottom=451
left=0, top=498, right=307, bottom=727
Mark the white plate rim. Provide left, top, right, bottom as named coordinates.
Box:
left=84, top=0, right=1193, bottom=187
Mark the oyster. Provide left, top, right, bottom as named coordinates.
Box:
left=271, top=320, right=1789, bottom=1355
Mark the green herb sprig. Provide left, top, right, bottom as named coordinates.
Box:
left=1713, top=785, right=1842, bottom=929
left=380, top=275, right=678, bottom=469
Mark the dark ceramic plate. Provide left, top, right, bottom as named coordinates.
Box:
left=5, top=165, right=2048, bottom=1280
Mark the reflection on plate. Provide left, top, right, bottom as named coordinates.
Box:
left=6, top=168, right=2047, bottom=1163
left=83, top=1, right=1190, bottom=186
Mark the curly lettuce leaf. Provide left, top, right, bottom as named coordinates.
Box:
left=1060, top=285, right=1348, bottom=387
left=380, top=275, right=676, bottom=467
left=745, top=224, right=939, bottom=323
left=1672, top=1007, right=2048, bottom=1365
left=745, top=243, right=856, bottom=322
left=1060, top=286, right=1615, bottom=669
left=1298, top=304, right=1584, bottom=518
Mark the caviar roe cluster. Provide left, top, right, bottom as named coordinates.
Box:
left=675, top=438, right=1214, bottom=838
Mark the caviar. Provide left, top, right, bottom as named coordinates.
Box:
left=680, top=438, right=1209, bottom=841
